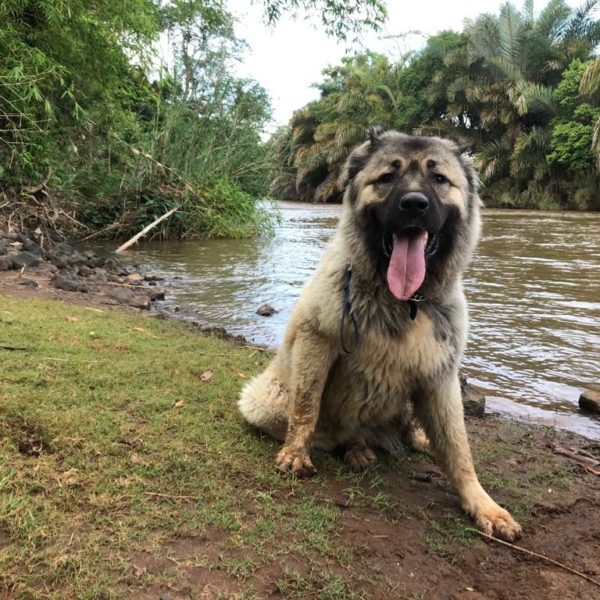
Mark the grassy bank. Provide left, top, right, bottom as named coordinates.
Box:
left=0, top=296, right=598, bottom=599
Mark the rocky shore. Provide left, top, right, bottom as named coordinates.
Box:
left=0, top=231, right=167, bottom=311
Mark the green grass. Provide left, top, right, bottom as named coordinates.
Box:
left=0, top=296, right=351, bottom=598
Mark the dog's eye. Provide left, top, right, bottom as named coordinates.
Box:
left=377, top=172, right=395, bottom=185
left=432, top=173, right=450, bottom=185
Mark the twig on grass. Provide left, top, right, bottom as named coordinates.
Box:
left=144, top=491, right=197, bottom=501
left=467, top=528, right=600, bottom=588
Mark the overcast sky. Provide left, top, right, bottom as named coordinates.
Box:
left=232, top=0, right=585, bottom=130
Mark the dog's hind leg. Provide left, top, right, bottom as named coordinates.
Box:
left=343, top=436, right=377, bottom=471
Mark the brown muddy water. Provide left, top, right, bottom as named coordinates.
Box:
left=105, top=202, right=600, bottom=438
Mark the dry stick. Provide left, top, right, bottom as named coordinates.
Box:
left=115, top=206, right=179, bottom=253
left=144, top=491, right=197, bottom=501
left=467, top=528, right=600, bottom=588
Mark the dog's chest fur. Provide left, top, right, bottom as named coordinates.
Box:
left=322, top=301, right=461, bottom=430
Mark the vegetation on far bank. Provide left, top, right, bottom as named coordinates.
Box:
left=0, top=0, right=385, bottom=242
left=2, top=1, right=599, bottom=248
left=270, top=0, right=600, bottom=210
left=1, top=295, right=598, bottom=599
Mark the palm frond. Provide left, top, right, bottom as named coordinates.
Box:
left=580, top=58, right=600, bottom=96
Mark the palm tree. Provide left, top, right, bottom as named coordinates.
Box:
left=580, top=57, right=600, bottom=163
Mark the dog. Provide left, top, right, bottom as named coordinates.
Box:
left=239, top=129, right=522, bottom=541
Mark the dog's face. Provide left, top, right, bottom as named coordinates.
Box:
left=340, top=130, right=480, bottom=299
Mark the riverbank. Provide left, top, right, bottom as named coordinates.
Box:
left=1, top=294, right=599, bottom=599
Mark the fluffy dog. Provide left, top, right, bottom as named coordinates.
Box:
left=239, top=129, right=522, bottom=541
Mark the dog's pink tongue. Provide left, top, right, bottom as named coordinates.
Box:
left=386, top=231, right=427, bottom=300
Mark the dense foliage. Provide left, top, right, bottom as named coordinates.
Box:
left=0, top=0, right=386, bottom=239
left=271, top=0, right=600, bottom=210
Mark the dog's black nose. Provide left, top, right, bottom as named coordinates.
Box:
left=400, top=192, right=429, bottom=212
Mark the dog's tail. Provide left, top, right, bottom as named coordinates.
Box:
left=238, top=370, right=288, bottom=441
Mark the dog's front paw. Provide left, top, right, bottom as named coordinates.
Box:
left=473, top=503, right=522, bottom=541
left=276, top=446, right=316, bottom=478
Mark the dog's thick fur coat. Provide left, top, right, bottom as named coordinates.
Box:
left=239, top=130, right=522, bottom=541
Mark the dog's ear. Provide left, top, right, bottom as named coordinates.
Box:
left=443, top=132, right=473, bottom=155
left=338, top=126, right=386, bottom=190
left=368, top=125, right=387, bottom=150
left=338, top=141, right=371, bottom=190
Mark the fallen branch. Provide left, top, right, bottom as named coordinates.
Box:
left=23, top=167, right=52, bottom=195
left=0, top=345, right=27, bottom=351
left=115, top=206, right=179, bottom=253
left=467, top=528, right=600, bottom=588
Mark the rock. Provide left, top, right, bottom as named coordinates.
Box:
left=12, top=251, right=42, bottom=269
left=256, top=303, right=278, bottom=317
left=579, top=389, right=600, bottom=414
left=78, top=265, right=95, bottom=277
left=18, top=279, right=39, bottom=288
left=52, top=272, right=88, bottom=293
left=88, top=268, right=108, bottom=283
left=22, top=239, right=41, bottom=255
left=0, top=255, right=14, bottom=270
left=86, top=256, right=106, bottom=268
left=108, top=287, right=151, bottom=310
left=147, top=288, right=165, bottom=301
left=125, top=272, right=144, bottom=284
left=0, top=239, right=12, bottom=255
left=144, top=273, right=165, bottom=282
left=460, top=375, right=486, bottom=417
left=104, top=258, right=120, bottom=272
left=68, top=252, right=88, bottom=266
left=9, top=241, right=24, bottom=251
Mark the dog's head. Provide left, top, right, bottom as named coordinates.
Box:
left=339, top=129, right=481, bottom=299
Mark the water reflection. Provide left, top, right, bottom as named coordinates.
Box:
left=102, top=203, right=600, bottom=438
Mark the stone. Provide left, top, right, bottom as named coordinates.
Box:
left=0, top=239, right=12, bottom=255
left=22, top=239, right=41, bottom=255
left=125, top=272, right=144, bottom=284
left=53, top=272, right=88, bottom=293
left=18, top=279, right=39, bottom=288
left=89, top=268, right=108, bottom=282
left=0, top=255, right=14, bottom=270
left=256, top=303, right=278, bottom=317
left=147, top=288, right=165, bottom=301
left=78, top=265, right=95, bottom=277
left=460, top=375, right=486, bottom=418
left=104, top=258, right=120, bottom=272
left=579, top=389, right=600, bottom=415
left=108, top=287, right=151, bottom=310
left=87, top=256, right=106, bottom=269
left=144, top=273, right=165, bottom=282
left=12, top=251, right=42, bottom=269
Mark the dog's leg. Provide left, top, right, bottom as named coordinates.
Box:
left=276, top=332, right=337, bottom=478
left=344, top=436, right=377, bottom=471
left=414, top=373, right=522, bottom=541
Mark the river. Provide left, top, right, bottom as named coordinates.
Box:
left=107, top=202, right=600, bottom=439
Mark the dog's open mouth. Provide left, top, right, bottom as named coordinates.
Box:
left=386, top=228, right=437, bottom=301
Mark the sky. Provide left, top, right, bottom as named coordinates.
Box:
left=232, top=0, right=584, bottom=130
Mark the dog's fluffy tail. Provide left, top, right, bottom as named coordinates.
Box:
left=238, top=370, right=289, bottom=441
